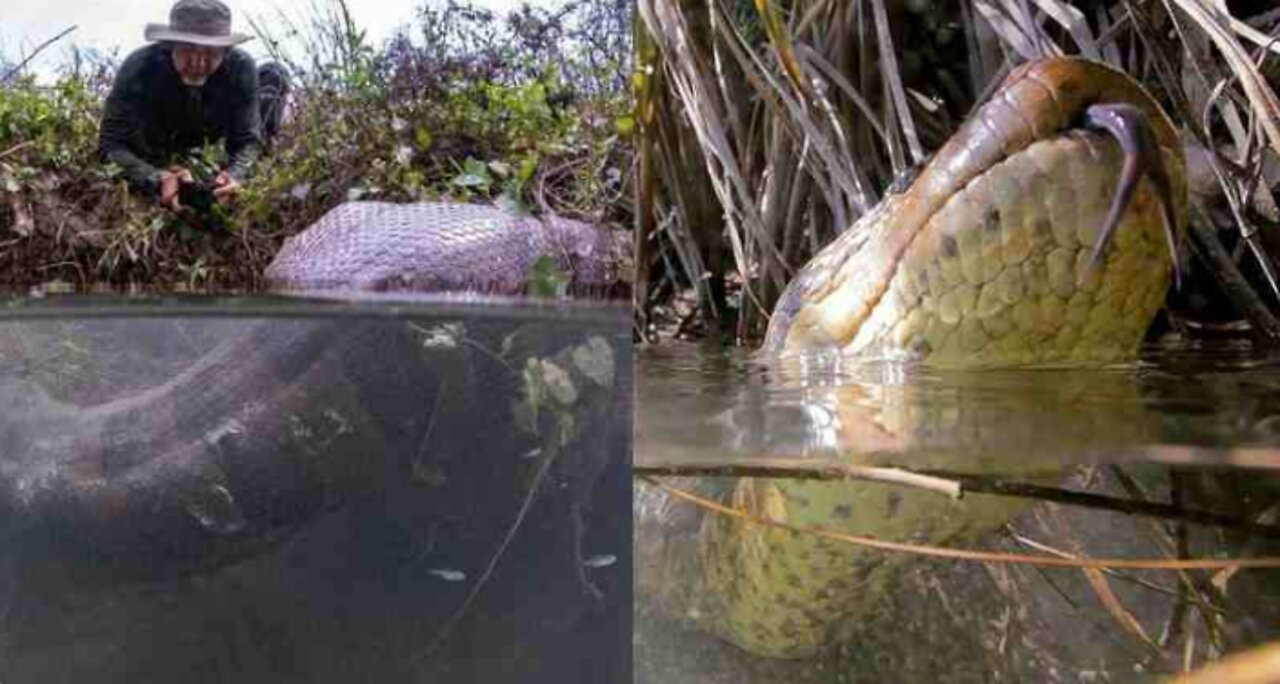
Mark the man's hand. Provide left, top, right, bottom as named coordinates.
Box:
left=212, top=170, right=242, bottom=204
left=159, top=166, right=194, bottom=210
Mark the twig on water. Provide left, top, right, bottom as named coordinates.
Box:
left=634, top=459, right=961, bottom=498
left=633, top=460, right=1280, bottom=537
left=639, top=475, right=1280, bottom=570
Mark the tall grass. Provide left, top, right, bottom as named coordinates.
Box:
left=635, top=0, right=1280, bottom=342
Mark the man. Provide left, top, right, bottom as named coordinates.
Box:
left=98, top=0, right=289, bottom=213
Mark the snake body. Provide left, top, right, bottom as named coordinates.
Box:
left=0, top=202, right=626, bottom=583
left=765, top=58, right=1186, bottom=366
left=654, top=58, right=1191, bottom=660
left=265, top=201, right=626, bottom=293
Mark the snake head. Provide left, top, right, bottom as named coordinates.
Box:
left=763, top=57, right=1187, bottom=364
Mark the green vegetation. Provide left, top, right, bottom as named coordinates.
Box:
left=0, top=0, right=633, bottom=290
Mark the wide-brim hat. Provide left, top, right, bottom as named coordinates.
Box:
left=144, top=0, right=252, bottom=47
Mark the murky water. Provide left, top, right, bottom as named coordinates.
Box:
left=635, top=340, right=1280, bottom=683
left=0, top=295, right=632, bottom=684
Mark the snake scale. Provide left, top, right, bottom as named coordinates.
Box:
left=265, top=201, right=627, bottom=293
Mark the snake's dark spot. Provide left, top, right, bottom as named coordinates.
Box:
left=983, top=207, right=1001, bottom=234
left=886, top=492, right=902, bottom=517
left=941, top=234, right=959, bottom=258
left=831, top=504, right=853, bottom=519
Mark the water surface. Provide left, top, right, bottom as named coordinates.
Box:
left=635, top=340, right=1280, bottom=683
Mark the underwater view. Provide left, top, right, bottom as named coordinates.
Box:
left=0, top=296, right=631, bottom=683
left=635, top=342, right=1280, bottom=683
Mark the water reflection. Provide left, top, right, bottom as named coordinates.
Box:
left=638, top=342, right=1280, bottom=470
left=635, top=341, right=1280, bottom=682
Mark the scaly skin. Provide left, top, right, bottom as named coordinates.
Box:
left=763, top=58, right=1187, bottom=367
left=659, top=59, right=1184, bottom=660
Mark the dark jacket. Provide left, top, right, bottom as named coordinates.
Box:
left=98, top=43, right=263, bottom=197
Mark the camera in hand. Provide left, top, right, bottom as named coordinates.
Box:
left=178, top=180, right=218, bottom=214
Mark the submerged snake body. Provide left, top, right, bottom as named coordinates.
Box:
left=0, top=202, right=626, bottom=583
left=662, top=58, right=1191, bottom=660
left=765, top=58, right=1187, bottom=366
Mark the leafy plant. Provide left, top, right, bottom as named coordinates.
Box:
left=0, top=0, right=634, bottom=291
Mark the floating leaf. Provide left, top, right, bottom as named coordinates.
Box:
left=571, top=336, right=615, bottom=388
left=539, top=359, right=578, bottom=405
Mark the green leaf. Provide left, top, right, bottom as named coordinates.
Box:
left=517, top=155, right=539, bottom=184
left=488, top=160, right=512, bottom=178
left=414, top=126, right=433, bottom=149
left=452, top=157, right=491, bottom=190
left=527, top=255, right=570, bottom=299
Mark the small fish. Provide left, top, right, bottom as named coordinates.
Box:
left=419, top=323, right=463, bottom=349
left=428, top=568, right=467, bottom=582
left=582, top=554, right=617, bottom=569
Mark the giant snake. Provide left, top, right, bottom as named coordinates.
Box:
left=643, top=56, right=1192, bottom=659
left=0, top=202, right=626, bottom=584
left=765, top=57, right=1185, bottom=367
